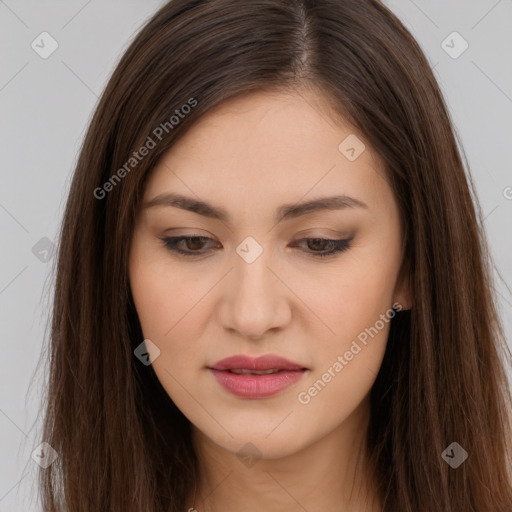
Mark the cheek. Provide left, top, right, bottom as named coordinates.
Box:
left=291, top=250, right=399, bottom=404
left=129, top=264, right=206, bottom=418
left=129, top=248, right=220, bottom=409
left=129, top=237, right=204, bottom=339
left=294, top=254, right=399, bottom=346
left=294, top=275, right=393, bottom=424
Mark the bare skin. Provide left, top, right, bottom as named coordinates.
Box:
left=129, top=86, right=411, bottom=512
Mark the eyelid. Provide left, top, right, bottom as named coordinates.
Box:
left=159, top=234, right=353, bottom=259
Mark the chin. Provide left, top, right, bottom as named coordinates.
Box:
left=196, top=422, right=311, bottom=462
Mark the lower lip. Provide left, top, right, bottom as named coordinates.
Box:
left=209, top=369, right=307, bottom=398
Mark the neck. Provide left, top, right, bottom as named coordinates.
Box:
left=187, top=395, right=382, bottom=512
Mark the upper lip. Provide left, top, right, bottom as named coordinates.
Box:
left=209, top=354, right=307, bottom=371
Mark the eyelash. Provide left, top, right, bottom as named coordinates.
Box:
left=160, top=236, right=352, bottom=259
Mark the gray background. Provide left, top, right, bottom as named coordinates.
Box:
left=1, top=1, right=511, bottom=510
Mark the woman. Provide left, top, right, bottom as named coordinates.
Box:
left=38, top=0, right=512, bottom=510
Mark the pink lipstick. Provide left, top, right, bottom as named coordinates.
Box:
left=208, top=354, right=308, bottom=399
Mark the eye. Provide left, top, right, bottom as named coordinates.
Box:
left=291, top=238, right=352, bottom=258
left=160, top=235, right=219, bottom=256
left=161, top=235, right=352, bottom=259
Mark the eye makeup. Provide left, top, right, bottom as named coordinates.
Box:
left=159, top=235, right=354, bottom=259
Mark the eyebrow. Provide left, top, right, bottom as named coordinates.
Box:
left=143, top=192, right=368, bottom=223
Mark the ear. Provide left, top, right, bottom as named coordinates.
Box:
left=392, top=258, right=413, bottom=311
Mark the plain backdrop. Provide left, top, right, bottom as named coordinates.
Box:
left=0, top=1, right=511, bottom=510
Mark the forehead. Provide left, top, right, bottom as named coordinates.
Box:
left=143, top=89, right=390, bottom=220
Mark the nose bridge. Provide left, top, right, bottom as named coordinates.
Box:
left=221, top=238, right=290, bottom=338
left=235, top=247, right=272, bottom=300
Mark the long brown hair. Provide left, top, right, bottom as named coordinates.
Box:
left=36, top=0, right=512, bottom=510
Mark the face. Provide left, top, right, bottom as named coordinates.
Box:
left=129, top=88, right=411, bottom=460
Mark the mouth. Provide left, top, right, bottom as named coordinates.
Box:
left=207, top=354, right=308, bottom=398
left=223, top=368, right=294, bottom=375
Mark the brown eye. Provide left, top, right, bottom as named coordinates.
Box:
left=293, top=238, right=352, bottom=258
left=185, top=237, right=208, bottom=251
left=161, top=236, right=352, bottom=259
left=306, top=238, right=329, bottom=251
left=161, top=236, right=218, bottom=256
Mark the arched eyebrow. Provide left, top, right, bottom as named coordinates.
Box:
left=143, top=192, right=367, bottom=224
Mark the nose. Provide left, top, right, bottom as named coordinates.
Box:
left=218, top=247, right=292, bottom=340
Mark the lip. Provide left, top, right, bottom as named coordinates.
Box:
left=210, top=354, right=306, bottom=371
left=208, top=354, right=308, bottom=399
